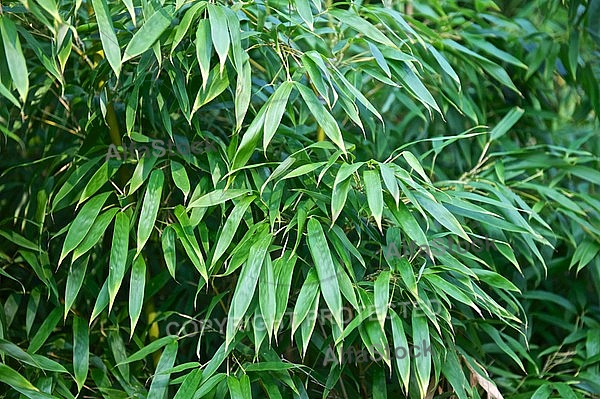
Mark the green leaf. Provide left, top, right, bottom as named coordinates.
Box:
left=331, top=162, right=363, bottom=224
left=427, top=44, right=460, bottom=86
left=28, top=307, right=62, bottom=354
left=259, top=255, right=276, bottom=342
left=385, top=197, right=429, bottom=258
left=192, top=64, right=230, bottom=112
left=0, top=364, right=54, bottom=399
left=128, top=155, right=158, bottom=196
left=415, top=193, right=470, bottom=241
left=207, top=4, right=229, bottom=74
left=369, top=41, right=391, bottom=77
left=490, top=107, right=524, bottom=140
left=108, top=211, right=130, bottom=311
left=226, top=226, right=271, bottom=348
left=444, top=38, right=521, bottom=94
left=0, top=230, right=39, bottom=251
left=307, top=218, right=343, bottom=329
left=72, top=208, right=118, bottom=262
left=187, top=189, right=250, bottom=210
left=379, top=163, right=400, bottom=206
left=123, top=5, right=174, bottom=61
left=129, top=255, right=146, bottom=335
left=171, top=1, right=206, bottom=53
left=295, top=0, right=314, bottom=30
left=91, top=0, right=121, bottom=76
left=52, top=156, right=103, bottom=211
left=73, top=316, right=89, bottom=392
left=90, top=280, right=109, bottom=323
left=374, top=270, right=390, bottom=330
left=137, top=169, right=164, bottom=255
left=401, top=151, right=430, bottom=183
left=59, top=192, right=111, bottom=265
left=466, top=35, right=528, bottom=69
left=173, top=207, right=208, bottom=281
left=0, top=17, right=29, bottom=102
left=531, top=385, right=553, bottom=399
left=212, top=195, right=255, bottom=266
left=295, top=83, right=346, bottom=153
left=122, top=336, right=177, bottom=365
left=274, top=254, right=296, bottom=334
left=173, top=368, right=203, bottom=399
left=0, top=339, right=67, bottom=374
left=299, top=291, right=320, bottom=357
left=65, top=255, right=89, bottom=317
left=372, top=366, right=387, bottom=399
left=570, top=240, right=600, bottom=272
left=390, top=310, right=410, bottom=392
left=228, top=375, right=252, bottom=399
left=148, top=341, right=178, bottom=399
left=263, top=81, right=294, bottom=150
left=331, top=178, right=351, bottom=225
left=363, top=169, right=383, bottom=231
left=162, top=225, right=177, bottom=279
left=411, top=310, right=431, bottom=398
left=291, top=268, right=320, bottom=335
left=441, top=349, right=469, bottom=399
left=0, top=81, right=20, bottom=107
left=195, top=19, right=212, bottom=90
left=232, top=102, right=268, bottom=170
left=329, top=9, right=395, bottom=47
left=78, top=160, right=120, bottom=205
left=393, top=63, right=441, bottom=115
left=554, top=383, right=578, bottom=399
left=171, top=161, right=191, bottom=200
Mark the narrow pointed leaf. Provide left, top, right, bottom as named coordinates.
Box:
left=59, top=192, right=111, bottom=265
left=73, top=316, right=89, bottom=392
left=129, top=255, right=146, bottom=335
left=91, top=0, right=121, bottom=76
left=306, top=218, right=343, bottom=329
left=0, top=17, right=28, bottom=102
left=108, top=211, right=130, bottom=311
left=137, top=169, right=164, bottom=255
left=363, top=169, right=383, bottom=231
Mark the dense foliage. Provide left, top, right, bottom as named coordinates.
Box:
left=0, top=0, right=599, bottom=397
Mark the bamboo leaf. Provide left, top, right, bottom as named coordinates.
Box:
left=108, top=211, right=130, bottom=311
left=207, top=4, right=229, bottom=74
left=162, top=225, right=177, bottom=279
left=148, top=341, right=178, bottom=399
left=195, top=19, right=212, bottom=90
left=28, top=307, right=62, bottom=354
left=296, top=83, right=346, bottom=153
left=91, top=0, right=121, bottom=76
left=129, top=255, right=146, bottom=335
left=65, top=255, right=89, bottom=317
left=374, top=270, right=390, bottom=330
left=363, top=169, right=384, bottom=231
left=411, top=310, right=431, bottom=398
left=137, top=169, right=164, bottom=255
left=59, top=192, right=111, bottom=266
left=73, top=316, right=89, bottom=392
left=307, top=218, right=343, bottom=329
left=212, top=195, right=255, bottom=266
left=123, top=5, right=174, bottom=61
left=263, top=82, right=294, bottom=150
left=226, top=226, right=271, bottom=348
left=0, top=17, right=29, bottom=102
